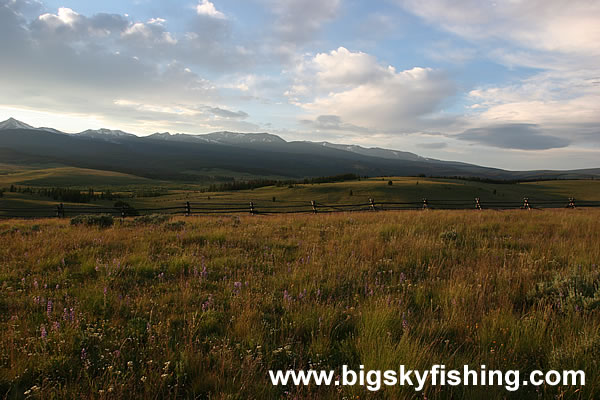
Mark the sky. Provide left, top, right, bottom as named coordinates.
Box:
left=0, top=0, right=599, bottom=170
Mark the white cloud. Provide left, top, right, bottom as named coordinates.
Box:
left=464, top=77, right=600, bottom=147
left=0, top=2, right=261, bottom=135
left=122, top=20, right=178, bottom=45
left=196, top=0, right=226, bottom=19
left=397, top=0, right=600, bottom=149
left=38, top=7, right=80, bottom=27
left=397, top=0, right=600, bottom=56
left=288, top=47, right=455, bottom=133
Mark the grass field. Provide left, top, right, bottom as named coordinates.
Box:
left=3, top=175, right=600, bottom=217
left=0, top=166, right=162, bottom=189
left=1, top=209, right=599, bottom=399
left=131, top=177, right=600, bottom=209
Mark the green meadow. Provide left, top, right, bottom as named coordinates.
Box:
left=2, top=166, right=600, bottom=217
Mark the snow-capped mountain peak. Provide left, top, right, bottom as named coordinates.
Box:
left=202, top=131, right=286, bottom=144
left=78, top=128, right=136, bottom=138
left=0, top=118, right=35, bottom=130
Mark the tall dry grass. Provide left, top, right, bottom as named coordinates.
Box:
left=0, top=209, right=599, bottom=399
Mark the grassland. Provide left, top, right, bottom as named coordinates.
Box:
left=0, top=209, right=599, bottom=399
left=133, top=177, right=600, bottom=209
left=3, top=175, right=600, bottom=218
left=0, top=166, right=162, bottom=189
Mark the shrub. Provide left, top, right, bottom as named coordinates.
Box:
left=70, top=214, right=114, bottom=228
left=130, top=214, right=171, bottom=225
left=439, top=230, right=458, bottom=241
left=114, top=201, right=139, bottom=216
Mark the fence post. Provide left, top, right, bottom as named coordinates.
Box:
left=422, top=198, right=428, bottom=209
left=249, top=201, right=255, bottom=215
left=311, top=201, right=318, bottom=214
left=522, top=198, right=531, bottom=210
left=369, top=198, right=376, bottom=211
left=56, top=203, right=64, bottom=218
left=475, top=197, right=482, bottom=210
left=567, top=197, right=575, bottom=209
left=186, top=201, right=191, bottom=216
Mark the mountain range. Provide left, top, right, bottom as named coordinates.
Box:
left=1, top=118, right=599, bottom=182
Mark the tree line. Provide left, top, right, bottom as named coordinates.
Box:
left=4, top=185, right=120, bottom=203
left=202, top=173, right=361, bottom=192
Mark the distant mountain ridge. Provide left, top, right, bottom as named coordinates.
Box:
left=1, top=118, right=599, bottom=181
left=0, top=117, right=64, bottom=134
left=79, top=128, right=137, bottom=139
left=147, top=131, right=287, bottom=146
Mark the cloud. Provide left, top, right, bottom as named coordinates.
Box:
left=465, top=69, right=600, bottom=146
left=417, top=142, right=447, bottom=149
left=457, top=124, right=571, bottom=150
left=31, top=7, right=129, bottom=42
left=396, top=0, right=600, bottom=151
left=256, top=0, right=342, bottom=62
left=196, top=0, right=226, bottom=19
left=121, top=19, right=177, bottom=47
left=266, top=0, right=340, bottom=44
left=2, top=0, right=42, bottom=19
left=0, top=1, right=258, bottom=134
left=289, top=47, right=456, bottom=134
left=207, top=107, right=248, bottom=119
left=300, top=115, right=370, bottom=133
left=397, top=0, right=600, bottom=56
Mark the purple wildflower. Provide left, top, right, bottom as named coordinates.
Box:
left=46, top=300, right=53, bottom=317
left=202, top=295, right=214, bottom=312
left=298, top=289, right=307, bottom=300
left=233, top=281, right=242, bottom=295
left=399, top=272, right=407, bottom=283
left=402, top=313, right=409, bottom=330
left=41, top=325, right=47, bottom=339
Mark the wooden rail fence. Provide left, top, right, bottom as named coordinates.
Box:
left=1, top=197, right=599, bottom=219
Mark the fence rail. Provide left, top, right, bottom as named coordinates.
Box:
left=1, top=197, right=599, bottom=219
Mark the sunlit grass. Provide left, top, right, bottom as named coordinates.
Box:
left=0, top=209, right=599, bottom=399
